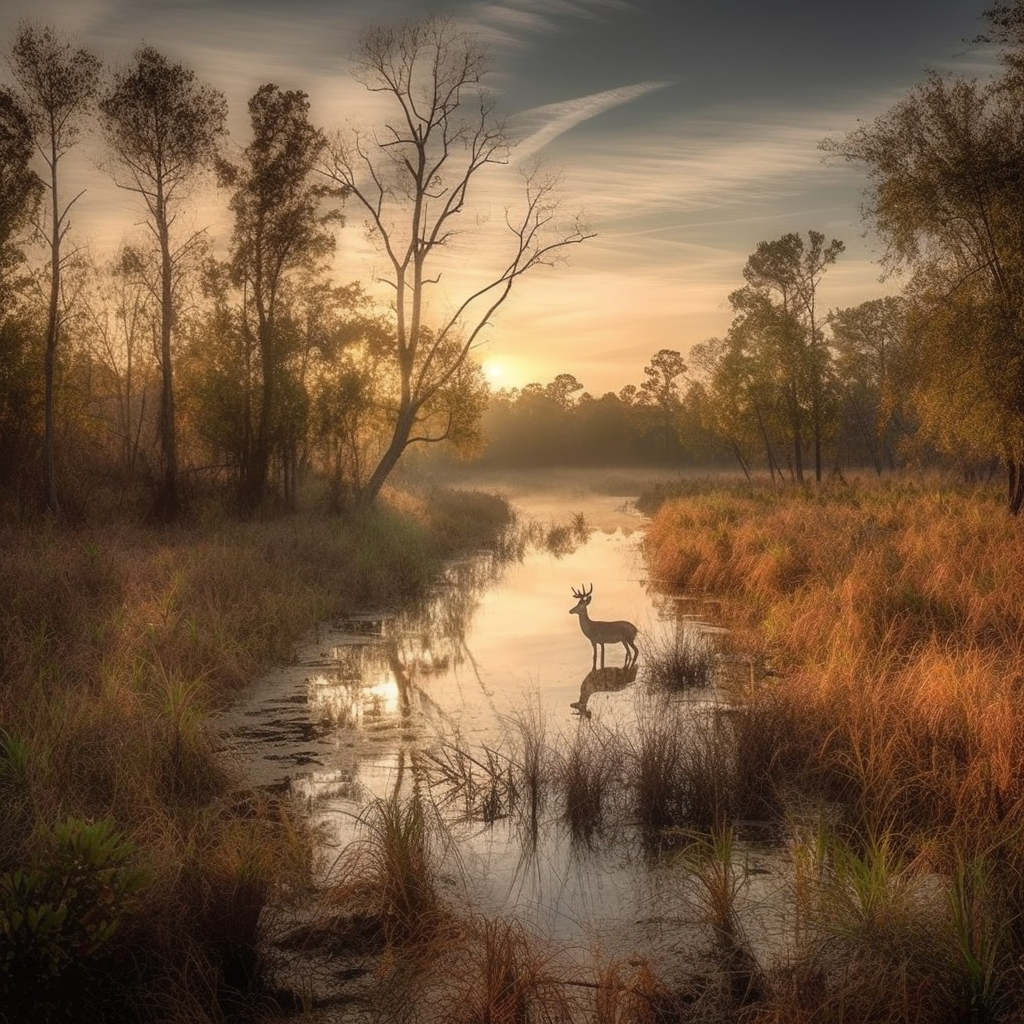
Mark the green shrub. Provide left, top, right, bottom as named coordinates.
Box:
left=0, top=817, right=148, bottom=1022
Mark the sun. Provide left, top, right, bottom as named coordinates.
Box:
left=482, top=359, right=505, bottom=387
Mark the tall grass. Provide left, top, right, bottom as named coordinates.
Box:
left=0, top=486, right=516, bottom=1020
left=326, top=793, right=444, bottom=947
left=640, top=473, right=1024, bottom=1020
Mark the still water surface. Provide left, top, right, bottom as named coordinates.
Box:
left=213, top=478, right=783, bottom=979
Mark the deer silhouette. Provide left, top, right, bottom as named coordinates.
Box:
left=569, top=583, right=639, bottom=668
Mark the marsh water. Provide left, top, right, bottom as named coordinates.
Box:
left=213, top=473, right=788, bottom=1003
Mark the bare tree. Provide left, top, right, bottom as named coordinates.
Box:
left=8, top=23, right=101, bottom=515
left=100, top=46, right=226, bottom=520
left=323, top=14, right=592, bottom=509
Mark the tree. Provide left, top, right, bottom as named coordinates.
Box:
left=8, top=23, right=101, bottom=514
left=218, top=84, right=342, bottom=511
left=829, top=297, right=910, bottom=473
left=0, top=88, right=41, bottom=300
left=740, top=231, right=844, bottom=482
left=100, top=47, right=226, bottom=520
left=323, top=14, right=591, bottom=509
left=828, top=67, right=1024, bottom=511
left=80, top=244, right=160, bottom=481
left=639, top=348, right=687, bottom=459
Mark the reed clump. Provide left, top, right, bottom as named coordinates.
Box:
left=325, top=793, right=445, bottom=948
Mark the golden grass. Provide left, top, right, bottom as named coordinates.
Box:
left=641, top=474, right=1024, bottom=1021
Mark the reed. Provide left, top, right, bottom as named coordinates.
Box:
left=643, top=627, right=716, bottom=692
left=555, top=720, right=621, bottom=846
left=327, top=793, right=444, bottom=947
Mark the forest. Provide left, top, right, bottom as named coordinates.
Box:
left=3, top=5, right=1024, bottom=521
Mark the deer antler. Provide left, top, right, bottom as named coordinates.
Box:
left=583, top=582, right=593, bottom=598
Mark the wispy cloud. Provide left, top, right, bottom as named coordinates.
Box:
left=471, top=0, right=633, bottom=49
left=512, top=80, right=670, bottom=157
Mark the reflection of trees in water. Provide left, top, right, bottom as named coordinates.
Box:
left=309, top=546, right=510, bottom=754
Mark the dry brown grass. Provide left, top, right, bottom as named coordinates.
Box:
left=641, top=474, right=1024, bottom=1021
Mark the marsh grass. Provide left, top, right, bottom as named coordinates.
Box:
left=326, top=793, right=445, bottom=947
left=446, top=915, right=556, bottom=1024
left=0, top=487, right=516, bottom=1020
left=556, top=722, right=621, bottom=846
left=643, top=628, right=717, bottom=692
left=420, top=739, right=519, bottom=823
left=638, top=473, right=1024, bottom=1021
left=680, top=825, right=764, bottom=1008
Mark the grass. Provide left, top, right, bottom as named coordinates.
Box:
left=636, top=472, right=1024, bottom=1021
left=325, top=793, right=444, bottom=947
left=0, top=483, right=517, bottom=1021
left=642, top=628, right=716, bottom=692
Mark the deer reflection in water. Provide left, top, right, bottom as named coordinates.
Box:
left=570, top=662, right=638, bottom=718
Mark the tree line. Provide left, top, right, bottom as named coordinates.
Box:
left=0, top=16, right=587, bottom=521
left=6, top=3, right=1024, bottom=518
left=468, top=2, right=1024, bottom=513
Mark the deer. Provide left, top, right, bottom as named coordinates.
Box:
left=569, top=583, right=639, bottom=669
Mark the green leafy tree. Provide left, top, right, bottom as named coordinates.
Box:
left=8, top=23, right=101, bottom=515
left=0, top=89, right=41, bottom=301
left=828, top=65, right=1024, bottom=510
left=100, top=47, right=227, bottom=520
left=739, top=231, right=844, bottom=482
left=323, top=14, right=591, bottom=509
left=218, top=84, right=342, bottom=511
left=829, top=296, right=910, bottom=473
left=639, top=348, right=687, bottom=459
left=691, top=333, right=772, bottom=480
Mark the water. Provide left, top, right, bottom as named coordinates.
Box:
left=214, top=486, right=663, bottom=803
left=212, top=477, right=789, bottom=1002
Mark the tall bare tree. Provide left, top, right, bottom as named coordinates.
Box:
left=323, top=14, right=592, bottom=509
left=100, top=46, right=226, bottom=520
left=8, top=23, right=100, bottom=515
left=219, top=84, right=341, bottom=511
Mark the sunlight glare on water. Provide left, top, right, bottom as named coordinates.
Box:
left=212, top=477, right=751, bottom=958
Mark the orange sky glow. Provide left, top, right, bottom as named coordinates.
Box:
left=0, top=0, right=997, bottom=396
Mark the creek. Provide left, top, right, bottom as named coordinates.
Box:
left=212, top=473, right=790, bottom=1013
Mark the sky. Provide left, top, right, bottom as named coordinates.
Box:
left=0, top=0, right=1000, bottom=394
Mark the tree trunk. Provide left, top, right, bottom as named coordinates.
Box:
left=1009, top=458, right=1024, bottom=516
left=43, top=144, right=60, bottom=517
left=154, top=201, right=179, bottom=522
left=356, top=406, right=417, bottom=511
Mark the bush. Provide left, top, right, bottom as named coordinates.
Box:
left=0, top=818, right=147, bottom=1022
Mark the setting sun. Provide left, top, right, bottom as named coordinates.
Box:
left=482, top=359, right=505, bottom=387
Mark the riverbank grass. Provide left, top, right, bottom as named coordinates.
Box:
left=639, top=473, right=1024, bottom=1020
left=0, top=485, right=516, bottom=1022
